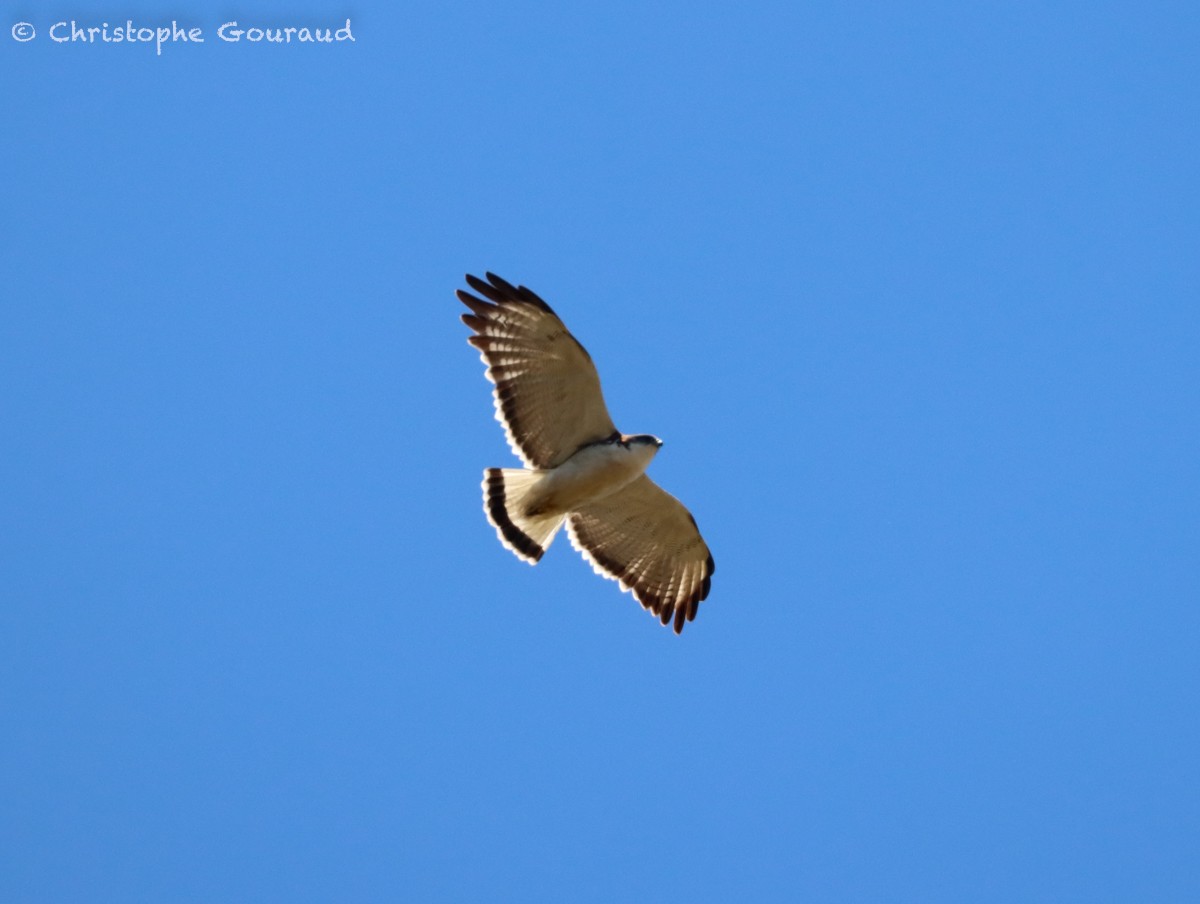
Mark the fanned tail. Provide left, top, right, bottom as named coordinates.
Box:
left=482, top=468, right=565, bottom=564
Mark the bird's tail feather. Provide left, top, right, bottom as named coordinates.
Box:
left=482, top=468, right=564, bottom=564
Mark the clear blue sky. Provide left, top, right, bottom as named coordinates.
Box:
left=2, top=2, right=1197, bottom=901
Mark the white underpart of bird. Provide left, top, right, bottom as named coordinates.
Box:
left=458, top=272, right=715, bottom=634
left=483, top=434, right=662, bottom=555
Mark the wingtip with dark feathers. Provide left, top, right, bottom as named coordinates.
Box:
left=674, top=551, right=716, bottom=634
left=460, top=272, right=555, bottom=314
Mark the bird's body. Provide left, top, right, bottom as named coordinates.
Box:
left=518, top=435, right=661, bottom=518
left=459, top=272, right=714, bottom=633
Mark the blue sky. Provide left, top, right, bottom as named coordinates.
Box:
left=2, top=2, right=1197, bottom=900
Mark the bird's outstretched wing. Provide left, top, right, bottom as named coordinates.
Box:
left=458, top=273, right=617, bottom=469
left=567, top=475, right=715, bottom=634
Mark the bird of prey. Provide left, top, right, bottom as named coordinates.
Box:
left=458, top=272, right=715, bottom=634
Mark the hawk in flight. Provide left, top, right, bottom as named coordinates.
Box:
left=459, top=273, right=715, bottom=634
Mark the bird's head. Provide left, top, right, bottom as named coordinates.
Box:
left=620, top=434, right=663, bottom=460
